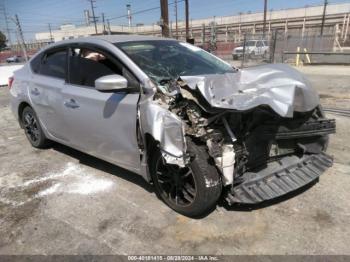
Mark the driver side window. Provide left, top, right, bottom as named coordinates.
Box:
left=68, top=47, right=138, bottom=88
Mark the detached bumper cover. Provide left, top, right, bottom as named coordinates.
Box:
left=226, top=152, right=333, bottom=204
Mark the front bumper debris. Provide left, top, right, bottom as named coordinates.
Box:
left=226, top=152, right=333, bottom=205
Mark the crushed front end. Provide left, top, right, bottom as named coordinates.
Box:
left=220, top=107, right=335, bottom=204
left=153, top=75, right=336, bottom=205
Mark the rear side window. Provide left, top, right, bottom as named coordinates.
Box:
left=39, top=49, right=67, bottom=79
left=30, top=53, right=42, bottom=73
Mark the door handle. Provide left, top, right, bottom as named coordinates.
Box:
left=64, top=99, right=80, bottom=109
left=31, top=88, right=40, bottom=96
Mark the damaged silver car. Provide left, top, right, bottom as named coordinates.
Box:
left=10, top=35, right=335, bottom=216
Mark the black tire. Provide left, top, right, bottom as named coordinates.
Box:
left=150, top=138, right=222, bottom=217
left=21, top=106, right=50, bottom=148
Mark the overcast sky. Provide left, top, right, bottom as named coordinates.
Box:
left=1, top=0, right=350, bottom=41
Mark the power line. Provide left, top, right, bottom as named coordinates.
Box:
left=107, top=0, right=184, bottom=21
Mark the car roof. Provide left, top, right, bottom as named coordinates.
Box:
left=54, top=35, right=174, bottom=46
left=40, top=35, right=176, bottom=53
left=87, top=34, right=173, bottom=43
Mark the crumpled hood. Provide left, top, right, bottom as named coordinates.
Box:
left=180, top=64, right=319, bottom=117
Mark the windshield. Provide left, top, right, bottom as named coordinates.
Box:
left=115, top=40, right=234, bottom=83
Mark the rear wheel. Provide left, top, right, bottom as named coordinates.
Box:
left=151, top=139, right=222, bottom=217
left=21, top=106, right=50, bottom=148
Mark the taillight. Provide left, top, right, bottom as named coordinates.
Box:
left=8, top=77, right=14, bottom=89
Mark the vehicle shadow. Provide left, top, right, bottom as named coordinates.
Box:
left=51, top=143, right=154, bottom=194
left=219, top=178, right=319, bottom=212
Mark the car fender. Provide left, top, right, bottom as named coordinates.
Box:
left=139, top=97, right=187, bottom=167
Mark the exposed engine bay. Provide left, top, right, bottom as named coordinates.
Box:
left=151, top=75, right=336, bottom=204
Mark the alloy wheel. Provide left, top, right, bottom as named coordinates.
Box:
left=155, top=156, right=197, bottom=207
left=23, top=111, right=40, bottom=143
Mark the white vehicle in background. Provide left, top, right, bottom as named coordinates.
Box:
left=6, top=55, right=22, bottom=63
left=232, top=40, right=269, bottom=60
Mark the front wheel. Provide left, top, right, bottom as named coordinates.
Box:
left=150, top=139, right=222, bottom=217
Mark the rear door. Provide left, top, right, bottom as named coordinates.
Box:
left=29, top=47, right=68, bottom=141
left=62, top=45, right=141, bottom=171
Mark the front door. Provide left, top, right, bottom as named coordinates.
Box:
left=62, top=46, right=141, bottom=172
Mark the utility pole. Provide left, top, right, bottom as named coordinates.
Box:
left=48, top=23, right=53, bottom=42
left=12, top=14, right=28, bottom=61
left=185, top=0, right=189, bottom=41
left=89, top=0, right=98, bottom=34
left=174, top=0, right=178, bottom=39
left=160, top=0, right=169, bottom=37
left=320, top=0, right=328, bottom=36
left=102, top=12, right=106, bottom=34
left=263, top=0, right=267, bottom=37
left=0, top=4, right=12, bottom=47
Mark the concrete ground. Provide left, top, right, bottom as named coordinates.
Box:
left=0, top=64, right=23, bottom=86
left=0, top=66, right=350, bottom=255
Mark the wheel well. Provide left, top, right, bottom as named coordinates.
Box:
left=144, top=133, right=158, bottom=158
left=18, top=102, right=31, bottom=127
left=144, top=133, right=159, bottom=163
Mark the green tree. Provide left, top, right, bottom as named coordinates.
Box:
left=0, top=31, right=7, bottom=48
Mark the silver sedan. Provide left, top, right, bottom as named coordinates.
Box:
left=9, top=35, right=335, bottom=217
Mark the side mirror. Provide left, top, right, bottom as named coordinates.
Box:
left=95, top=74, right=128, bottom=92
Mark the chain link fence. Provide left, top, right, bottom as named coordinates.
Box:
left=1, top=25, right=349, bottom=66
left=206, top=26, right=350, bottom=68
